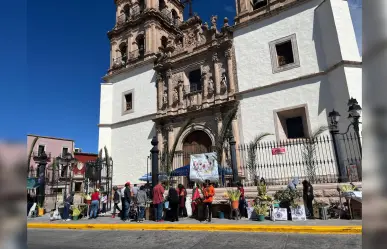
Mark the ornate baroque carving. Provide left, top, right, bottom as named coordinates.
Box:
left=212, top=53, right=218, bottom=63
left=166, top=125, right=174, bottom=132
left=166, top=69, right=172, bottom=78
left=225, top=49, right=232, bottom=59
left=173, top=88, right=179, bottom=103
left=220, top=73, right=228, bottom=91
left=207, top=77, right=214, bottom=95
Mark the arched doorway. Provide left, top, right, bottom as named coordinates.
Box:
left=182, top=130, right=212, bottom=166
left=181, top=130, right=212, bottom=187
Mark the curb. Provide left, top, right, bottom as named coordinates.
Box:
left=27, top=223, right=362, bottom=234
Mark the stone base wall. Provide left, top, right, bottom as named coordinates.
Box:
left=182, top=182, right=362, bottom=205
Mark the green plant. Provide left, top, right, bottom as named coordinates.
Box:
left=256, top=182, right=273, bottom=203
left=225, top=188, right=241, bottom=201
left=274, top=188, right=302, bottom=208
left=246, top=133, right=272, bottom=184
left=253, top=203, right=268, bottom=216
left=301, top=126, right=329, bottom=184
left=70, top=205, right=84, bottom=217
left=340, top=184, right=357, bottom=192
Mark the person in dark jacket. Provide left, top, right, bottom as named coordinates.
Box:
left=167, top=187, right=179, bottom=222
left=302, top=180, right=314, bottom=218
left=112, top=186, right=121, bottom=218
left=177, top=184, right=187, bottom=218
left=63, top=192, right=74, bottom=221
left=123, top=182, right=132, bottom=221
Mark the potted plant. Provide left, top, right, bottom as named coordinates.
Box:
left=70, top=205, right=84, bottom=220
left=253, top=203, right=268, bottom=221
left=225, top=189, right=241, bottom=209
left=37, top=203, right=44, bottom=216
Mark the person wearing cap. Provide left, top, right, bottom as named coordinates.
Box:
left=89, top=189, right=100, bottom=219
left=123, top=182, right=132, bottom=221
left=112, top=186, right=121, bottom=218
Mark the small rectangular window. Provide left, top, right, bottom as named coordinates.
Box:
left=189, top=69, right=202, bottom=92
left=38, top=145, right=45, bottom=156
left=62, top=147, right=68, bottom=156
left=285, top=116, right=305, bottom=139
left=276, top=41, right=295, bottom=66
left=74, top=182, right=82, bottom=192
left=125, top=93, right=133, bottom=111
left=269, top=34, right=300, bottom=73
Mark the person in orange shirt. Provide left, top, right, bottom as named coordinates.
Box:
left=202, top=180, right=215, bottom=222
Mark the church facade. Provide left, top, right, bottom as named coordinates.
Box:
left=98, top=0, right=362, bottom=185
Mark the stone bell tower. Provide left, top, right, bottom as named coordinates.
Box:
left=106, top=0, right=186, bottom=75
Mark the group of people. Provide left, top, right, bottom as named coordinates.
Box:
left=88, top=189, right=109, bottom=219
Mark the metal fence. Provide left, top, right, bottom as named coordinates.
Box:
left=238, top=132, right=362, bottom=185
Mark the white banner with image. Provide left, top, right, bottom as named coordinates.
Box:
left=189, top=152, right=219, bottom=182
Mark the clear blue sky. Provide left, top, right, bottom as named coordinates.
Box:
left=0, top=0, right=236, bottom=153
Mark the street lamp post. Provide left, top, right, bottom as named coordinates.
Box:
left=328, top=109, right=344, bottom=182
left=328, top=97, right=362, bottom=182
left=347, top=97, right=362, bottom=156
left=34, top=151, right=49, bottom=208
left=147, top=155, right=150, bottom=185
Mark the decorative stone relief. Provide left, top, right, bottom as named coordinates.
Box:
left=173, top=88, right=179, bottom=103
left=162, top=90, right=168, bottom=105
left=220, top=73, right=228, bottom=92
left=210, top=15, right=218, bottom=31
left=166, top=69, right=172, bottom=78
left=172, top=72, right=184, bottom=85
left=207, top=77, right=214, bottom=95
left=212, top=52, right=219, bottom=63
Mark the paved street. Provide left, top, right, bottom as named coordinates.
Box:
left=28, top=229, right=361, bottom=249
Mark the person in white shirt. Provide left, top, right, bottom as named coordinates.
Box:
left=101, top=192, right=108, bottom=214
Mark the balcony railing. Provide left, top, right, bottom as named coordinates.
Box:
left=160, top=9, right=181, bottom=27
left=32, top=151, right=52, bottom=158
left=116, top=8, right=143, bottom=27
left=129, top=49, right=145, bottom=61
left=112, top=55, right=128, bottom=70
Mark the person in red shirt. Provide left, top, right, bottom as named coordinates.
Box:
left=152, top=181, right=165, bottom=222
left=202, top=180, right=215, bottom=222
left=237, top=182, right=246, bottom=218
left=89, top=189, right=100, bottom=219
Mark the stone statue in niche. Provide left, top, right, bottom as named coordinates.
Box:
left=220, top=73, right=228, bottom=91
left=208, top=77, right=214, bottom=95
left=173, top=88, right=179, bottom=103
left=162, top=90, right=168, bottom=105
left=211, top=15, right=218, bottom=31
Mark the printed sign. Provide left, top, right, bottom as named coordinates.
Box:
left=271, top=208, right=288, bottom=221
left=272, top=147, right=286, bottom=155
left=290, top=205, right=307, bottom=221
left=189, top=152, right=219, bottom=183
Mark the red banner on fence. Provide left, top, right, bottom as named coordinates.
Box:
left=272, top=147, right=286, bottom=155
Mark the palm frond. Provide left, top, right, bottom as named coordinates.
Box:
left=215, top=104, right=239, bottom=164
left=310, top=126, right=328, bottom=141
left=27, top=136, right=39, bottom=173
left=252, top=133, right=273, bottom=145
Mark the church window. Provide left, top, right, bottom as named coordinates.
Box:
left=161, top=36, right=168, bottom=49
left=125, top=93, right=133, bottom=111
left=269, top=34, right=300, bottom=73
left=122, top=89, right=134, bottom=115
left=252, top=0, right=268, bottom=10
left=123, top=4, right=130, bottom=21
left=136, top=34, right=145, bottom=58
left=275, top=105, right=310, bottom=140
left=189, top=69, right=202, bottom=92
left=159, top=0, right=167, bottom=11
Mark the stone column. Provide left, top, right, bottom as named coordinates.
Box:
left=166, top=69, right=173, bottom=111
left=212, top=53, right=221, bottom=103
left=144, top=23, right=152, bottom=55
left=167, top=125, right=174, bottom=151
left=202, top=71, right=209, bottom=107
left=178, top=81, right=184, bottom=109
left=225, top=48, right=235, bottom=95
left=156, top=125, right=163, bottom=151
left=152, top=24, right=157, bottom=53
left=156, top=73, right=164, bottom=111
left=146, top=0, right=152, bottom=9
left=215, top=113, right=226, bottom=166
left=127, top=34, right=133, bottom=54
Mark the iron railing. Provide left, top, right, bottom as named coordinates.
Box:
left=238, top=132, right=362, bottom=185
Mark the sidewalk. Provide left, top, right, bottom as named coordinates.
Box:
left=27, top=214, right=362, bottom=234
